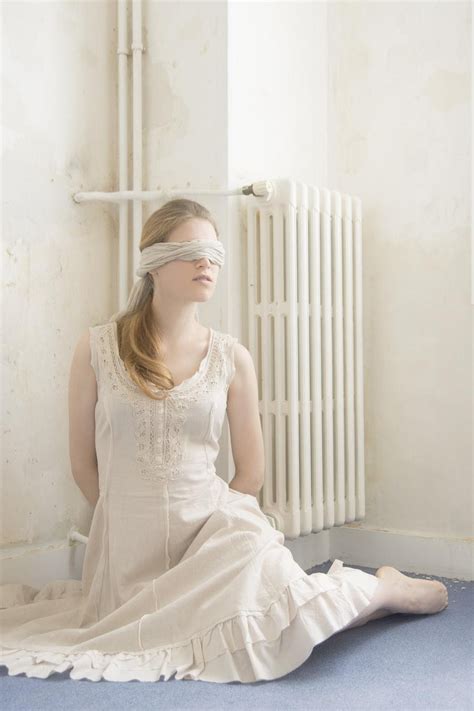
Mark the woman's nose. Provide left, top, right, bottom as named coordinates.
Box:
left=195, top=257, right=211, bottom=267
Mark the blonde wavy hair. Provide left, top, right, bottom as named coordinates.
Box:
left=111, top=198, right=220, bottom=400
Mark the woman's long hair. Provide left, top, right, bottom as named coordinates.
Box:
left=101, top=198, right=220, bottom=400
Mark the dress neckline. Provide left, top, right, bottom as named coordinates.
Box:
left=110, top=320, right=215, bottom=394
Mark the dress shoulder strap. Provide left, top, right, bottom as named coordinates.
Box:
left=220, top=332, right=239, bottom=393
left=88, top=322, right=110, bottom=386
left=88, top=325, right=100, bottom=382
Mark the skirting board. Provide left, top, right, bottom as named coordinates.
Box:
left=284, top=524, right=473, bottom=580
left=0, top=524, right=472, bottom=588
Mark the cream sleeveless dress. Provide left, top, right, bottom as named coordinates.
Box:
left=0, top=321, right=380, bottom=684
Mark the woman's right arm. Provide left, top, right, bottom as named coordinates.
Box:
left=68, top=329, right=100, bottom=507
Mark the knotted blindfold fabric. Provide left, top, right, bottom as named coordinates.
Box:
left=109, top=239, right=225, bottom=321
left=136, top=239, right=225, bottom=277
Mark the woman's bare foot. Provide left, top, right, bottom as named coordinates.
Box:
left=375, top=566, right=448, bottom=615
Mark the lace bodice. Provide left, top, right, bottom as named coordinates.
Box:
left=88, top=321, right=237, bottom=486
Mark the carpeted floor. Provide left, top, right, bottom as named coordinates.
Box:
left=1, top=560, right=472, bottom=711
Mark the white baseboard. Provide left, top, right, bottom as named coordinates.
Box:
left=0, top=539, right=85, bottom=588
left=329, top=523, right=473, bottom=580
left=1, top=524, right=472, bottom=588
left=283, top=522, right=473, bottom=580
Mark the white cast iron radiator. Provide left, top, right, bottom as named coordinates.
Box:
left=244, top=178, right=365, bottom=539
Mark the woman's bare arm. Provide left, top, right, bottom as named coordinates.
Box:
left=226, top=343, right=265, bottom=496
left=68, top=329, right=99, bottom=507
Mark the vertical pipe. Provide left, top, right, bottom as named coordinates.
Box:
left=273, top=206, right=286, bottom=528
left=285, top=183, right=300, bottom=539
left=296, top=182, right=312, bottom=535
left=332, top=190, right=346, bottom=526
left=309, top=187, right=324, bottom=532
left=117, top=0, right=129, bottom=311
left=132, top=0, right=144, bottom=281
left=260, top=209, right=272, bottom=517
left=353, top=197, right=365, bottom=518
left=343, top=194, right=356, bottom=521
left=320, top=188, right=334, bottom=529
left=247, top=207, right=257, bottom=357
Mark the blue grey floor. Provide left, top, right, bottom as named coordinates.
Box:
left=1, top=560, right=473, bottom=711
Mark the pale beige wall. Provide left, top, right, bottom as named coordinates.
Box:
left=2, top=0, right=118, bottom=546
left=327, top=1, right=471, bottom=537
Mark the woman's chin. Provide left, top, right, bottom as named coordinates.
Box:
left=191, top=293, right=213, bottom=303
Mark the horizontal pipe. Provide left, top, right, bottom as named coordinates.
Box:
left=73, top=181, right=274, bottom=204
left=68, top=529, right=88, bottom=545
